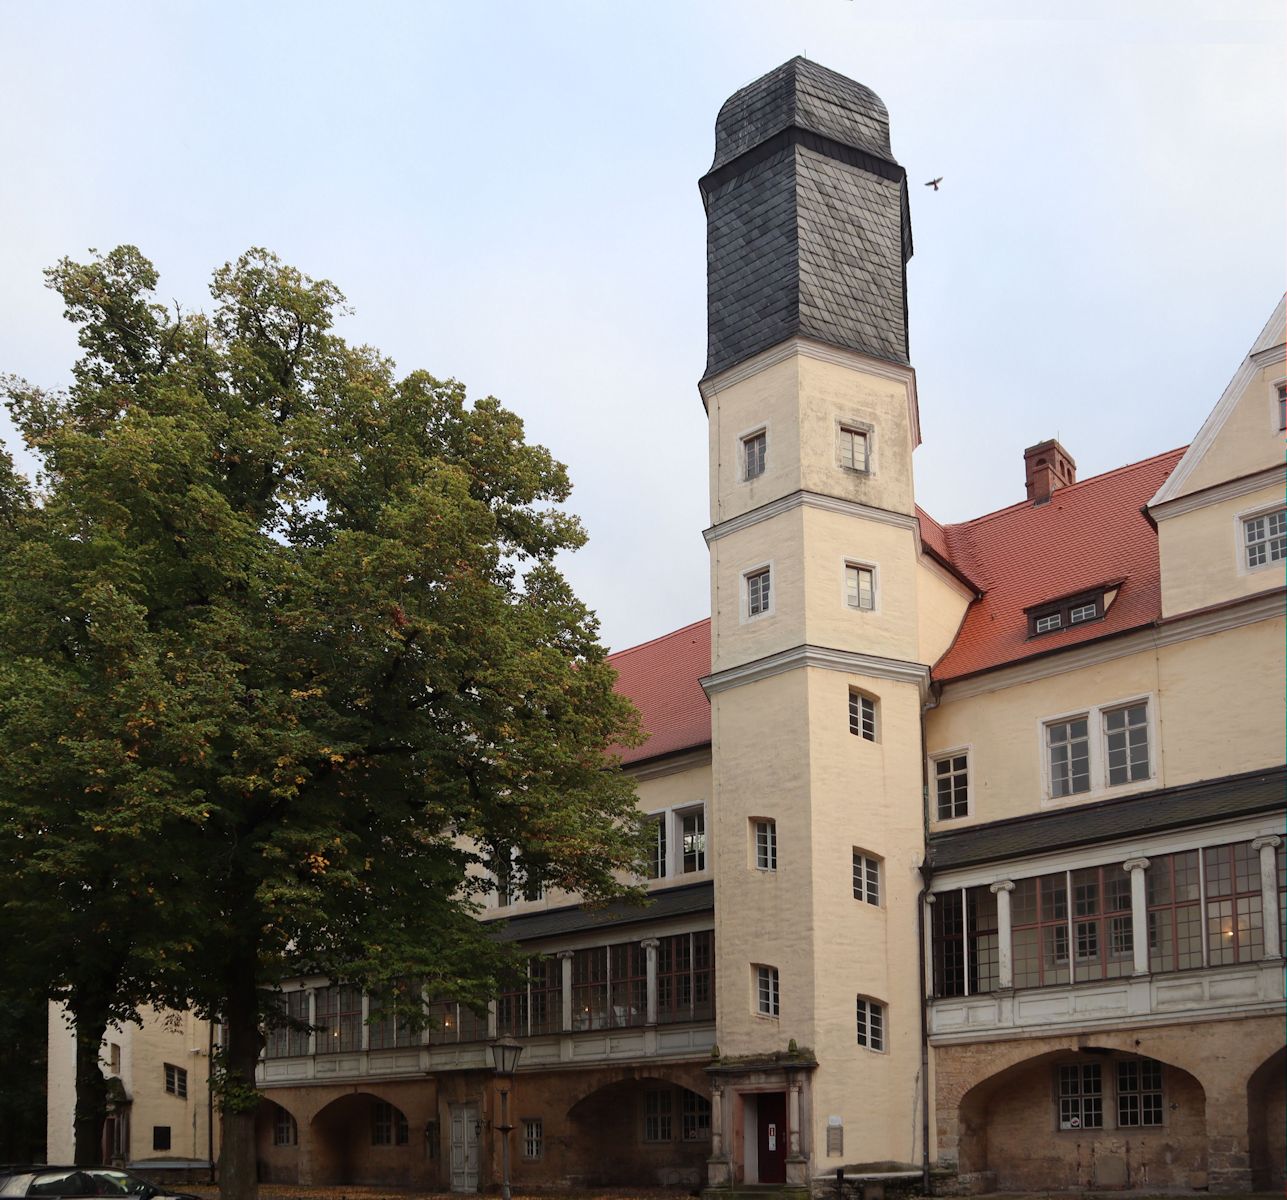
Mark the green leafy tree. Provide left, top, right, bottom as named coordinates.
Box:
left=0, top=247, right=642, bottom=1198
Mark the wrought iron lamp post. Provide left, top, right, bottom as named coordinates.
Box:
left=491, top=1036, right=523, bottom=1200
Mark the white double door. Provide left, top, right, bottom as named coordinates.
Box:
left=449, top=1102, right=480, bottom=1192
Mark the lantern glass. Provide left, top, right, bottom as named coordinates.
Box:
left=491, top=1036, right=523, bottom=1077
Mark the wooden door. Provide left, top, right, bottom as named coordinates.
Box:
left=449, top=1103, right=480, bottom=1192
left=757, top=1091, right=787, bottom=1183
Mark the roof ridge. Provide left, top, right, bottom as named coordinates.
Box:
left=608, top=616, right=710, bottom=661
left=940, top=444, right=1188, bottom=533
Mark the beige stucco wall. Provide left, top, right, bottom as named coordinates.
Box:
left=47, top=1003, right=217, bottom=1165
left=799, top=508, right=921, bottom=662
left=916, top=558, right=973, bottom=668
left=634, top=757, right=713, bottom=891
left=706, top=349, right=917, bottom=529
left=1158, top=481, right=1285, bottom=617
left=804, top=668, right=927, bottom=1166
left=1172, top=361, right=1285, bottom=499
left=710, top=662, right=926, bottom=1165
left=927, top=617, right=1285, bottom=830
left=710, top=670, right=815, bottom=1051
left=710, top=509, right=808, bottom=673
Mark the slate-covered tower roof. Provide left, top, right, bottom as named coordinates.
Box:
left=700, top=57, right=914, bottom=381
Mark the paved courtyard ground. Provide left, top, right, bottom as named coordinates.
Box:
left=181, top=1188, right=1282, bottom=1200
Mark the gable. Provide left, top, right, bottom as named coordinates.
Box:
left=1150, top=295, right=1286, bottom=505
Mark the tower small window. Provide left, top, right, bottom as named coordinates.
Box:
left=845, top=564, right=875, bottom=610
left=747, top=567, right=771, bottom=617
left=852, top=850, right=881, bottom=905
left=839, top=425, right=870, bottom=472
left=753, top=819, right=777, bottom=871
left=755, top=965, right=780, bottom=1017
left=855, top=997, right=885, bottom=1051
left=743, top=430, right=767, bottom=480
left=849, top=690, right=877, bottom=741
left=1278, top=382, right=1286, bottom=431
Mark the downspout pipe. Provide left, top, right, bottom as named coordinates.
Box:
left=918, top=697, right=937, bottom=1196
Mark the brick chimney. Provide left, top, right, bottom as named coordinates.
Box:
left=1024, top=439, right=1076, bottom=504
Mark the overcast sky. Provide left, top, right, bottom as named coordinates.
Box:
left=1, top=0, right=1283, bottom=652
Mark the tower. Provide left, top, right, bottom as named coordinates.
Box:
left=699, top=58, right=937, bottom=1186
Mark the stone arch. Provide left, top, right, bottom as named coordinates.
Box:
left=309, top=1090, right=417, bottom=1187
left=564, top=1071, right=711, bottom=1188
left=255, top=1097, right=301, bottom=1183
left=1247, top=1044, right=1285, bottom=1190
left=955, top=1046, right=1207, bottom=1192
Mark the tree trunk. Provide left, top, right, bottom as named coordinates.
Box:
left=217, top=958, right=261, bottom=1200
left=71, top=1000, right=110, bottom=1166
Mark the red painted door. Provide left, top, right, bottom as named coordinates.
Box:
left=757, top=1092, right=787, bottom=1183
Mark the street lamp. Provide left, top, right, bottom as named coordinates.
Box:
left=491, top=1037, right=523, bottom=1200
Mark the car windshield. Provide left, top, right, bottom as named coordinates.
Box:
left=88, top=1175, right=147, bottom=1197
left=29, top=1173, right=95, bottom=1197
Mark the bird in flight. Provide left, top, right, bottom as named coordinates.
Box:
left=925, top=177, right=943, bottom=191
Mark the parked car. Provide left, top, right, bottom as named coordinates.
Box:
left=0, top=1169, right=198, bottom=1200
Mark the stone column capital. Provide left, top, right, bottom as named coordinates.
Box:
left=556, top=950, right=576, bottom=961
left=641, top=938, right=661, bottom=951
left=1122, top=856, right=1151, bottom=873
left=925, top=893, right=937, bottom=905
left=1252, top=835, right=1282, bottom=852
left=989, top=879, right=1015, bottom=894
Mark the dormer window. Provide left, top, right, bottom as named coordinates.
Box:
left=1027, top=590, right=1107, bottom=638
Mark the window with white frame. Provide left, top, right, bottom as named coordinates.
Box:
left=1046, top=700, right=1154, bottom=799
left=849, top=690, right=877, bottom=741
left=852, top=850, right=880, bottom=906
left=743, top=430, right=767, bottom=480
left=643, top=1089, right=673, bottom=1141
left=1104, top=702, right=1149, bottom=785
left=272, top=1106, right=298, bottom=1147
left=681, top=1091, right=712, bottom=1141
left=755, top=964, right=780, bottom=1017
left=1046, top=716, right=1091, bottom=797
left=371, top=1100, right=409, bottom=1146
left=933, top=753, right=969, bottom=819
left=1058, top=1064, right=1104, bottom=1129
left=1028, top=590, right=1105, bottom=637
left=1278, top=382, right=1286, bottom=432
left=839, top=424, right=870, bottom=472
left=1116, top=1059, right=1163, bottom=1127
left=753, top=819, right=777, bottom=871
left=845, top=563, right=875, bottom=610
left=681, top=808, right=706, bottom=873
left=492, top=845, right=543, bottom=907
left=647, top=806, right=707, bottom=881
left=746, top=566, right=772, bottom=617
left=163, top=1063, right=187, bottom=1099
left=855, top=997, right=885, bottom=1051
left=522, top=1118, right=543, bottom=1159
left=932, top=837, right=1279, bottom=996
left=1243, top=509, right=1286, bottom=569
left=646, top=815, right=666, bottom=880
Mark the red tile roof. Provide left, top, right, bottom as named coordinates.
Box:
left=607, top=448, right=1185, bottom=762
left=928, top=447, right=1185, bottom=681
left=609, top=618, right=711, bottom=765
